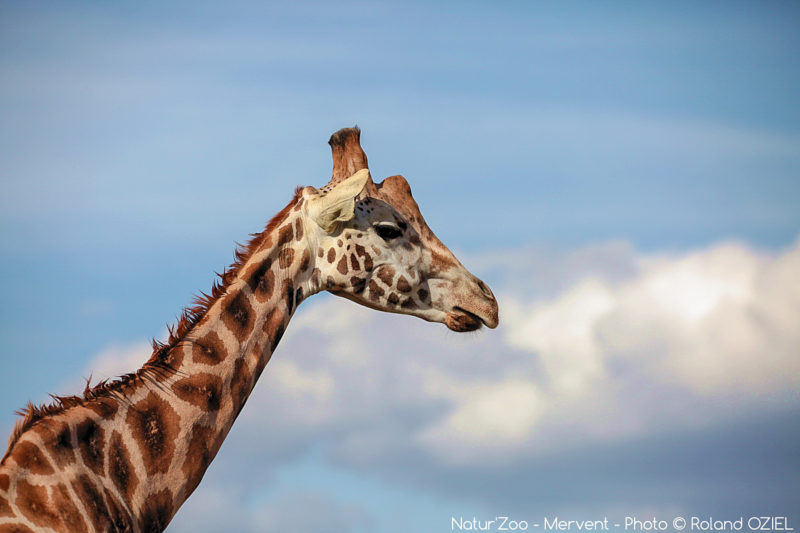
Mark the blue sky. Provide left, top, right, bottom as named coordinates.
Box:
left=1, top=2, right=799, bottom=532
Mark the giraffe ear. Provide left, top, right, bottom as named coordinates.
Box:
left=307, top=168, right=371, bottom=233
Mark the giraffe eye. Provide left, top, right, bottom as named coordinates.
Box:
left=375, top=223, right=403, bottom=241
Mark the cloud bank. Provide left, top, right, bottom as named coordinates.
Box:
left=78, top=237, right=800, bottom=531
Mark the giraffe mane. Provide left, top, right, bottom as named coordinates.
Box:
left=2, top=187, right=304, bottom=464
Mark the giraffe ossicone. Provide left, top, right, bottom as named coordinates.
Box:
left=0, top=127, right=498, bottom=532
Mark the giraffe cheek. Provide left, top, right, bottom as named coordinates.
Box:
left=396, top=275, right=412, bottom=293
left=350, top=276, right=367, bottom=294
left=367, top=280, right=386, bottom=301
left=337, top=255, right=349, bottom=275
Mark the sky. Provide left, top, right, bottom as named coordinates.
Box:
left=1, top=2, right=799, bottom=532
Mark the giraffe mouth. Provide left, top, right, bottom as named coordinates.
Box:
left=445, top=307, right=484, bottom=332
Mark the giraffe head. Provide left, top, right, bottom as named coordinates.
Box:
left=299, top=128, right=498, bottom=332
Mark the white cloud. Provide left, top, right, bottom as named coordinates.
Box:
left=417, top=378, right=545, bottom=463
left=503, top=239, right=800, bottom=397
left=505, top=278, right=615, bottom=395
left=71, top=237, right=800, bottom=496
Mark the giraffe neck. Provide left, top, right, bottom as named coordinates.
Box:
left=0, top=197, right=322, bottom=532
left=159, top=203, right=318, bottom=512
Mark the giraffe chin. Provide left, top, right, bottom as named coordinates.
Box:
left=445, top=307, right=484, bottom=332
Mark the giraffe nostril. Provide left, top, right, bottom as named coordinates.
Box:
left=477, top=279, right=493, bottom=299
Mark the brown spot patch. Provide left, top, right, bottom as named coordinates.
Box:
left=71, top=475, right=110, bottom=531
left=295, top=218, right=304, bottom=241
left=355, top=244, right=373, bottom=269
left=284, top=281, right=295, bottom=314
left=51, top=483, right=88, bottom=533
left=84, top=398, right=118, bottom=419
left=75, top=418, right=105, bottom=475
left=350, top=254, right=360, bottom=270
left=0, top=494, right=12, bottom=517
left=126, top=393, right=179, bottom=476
left=0, top=525, right=35, bottom=533
left=231, top=358, right=252, bottom=415
left=192, top=330, right=227, bottom=366
left=15, top=479, right=61, bottom=529
left=9, top=440, right=54, bottom=475
left=162, top=343, right=185, bottom=369
left=30, top=419, right=75, bottom=469
left=137, top=488, right=173, bottom=533
left=401, top=298, right=417, bottom=310
left=0, top=473, right=9, bottom=491
left=397, top=275, right=412, bottom=293
left=172, top=373, right=222, bottom=412
left=317, top=247, right=324, bottom=258
left=350, top=276, right=366, bottom=294
left=337, top=255, right=349, bottom=275
left=417, top=288, right=429, bottom=302
left=368, top=280, right=385, bottom=301
left=377, top=266, right=395, bottom=287
left=108, top=431, right=138, bottom=500
left=278, top=247, right=295, bottom=269
left=277, top=224, right=293, bottom=246
left=252, top=264, right=275, bottom=303
left=337, top=239, right=343, bottom=247
left=221, top=291, right=255, bottom=343
left=245, top=257, right=275, bottom=302
left=388, top=293, right=400, bottom=305
left=183, top=425, right=215, bottom=496
left=103, top=487, right=133, bottom=531
left=263, top=307, right=286, bottom=354
left=300, top=250, right=311, bottom=272
left=327, top=247, right=336, bottom=263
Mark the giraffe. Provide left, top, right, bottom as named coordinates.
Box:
left=0, top=127, right=499, bottom=532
